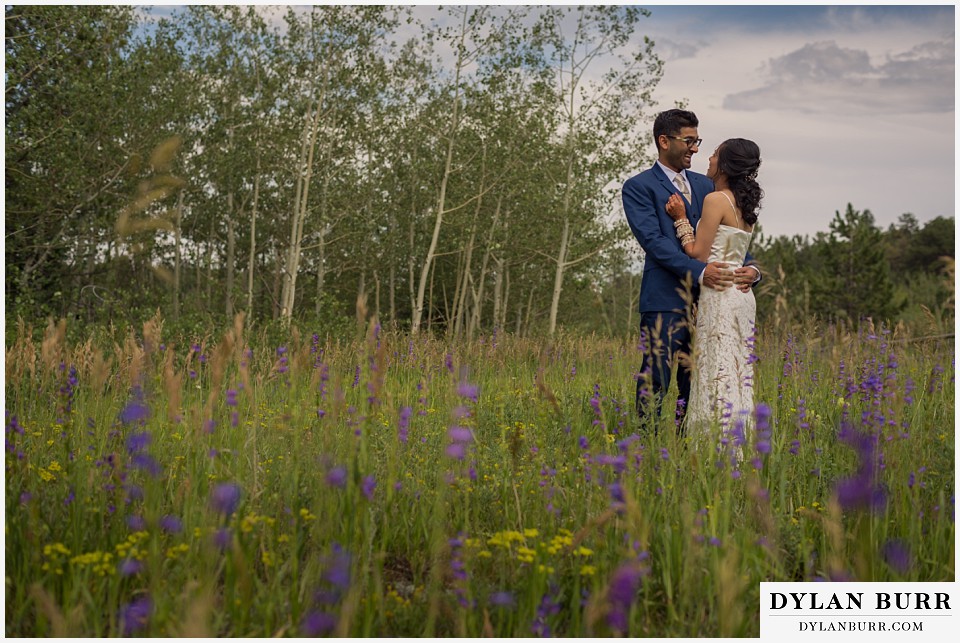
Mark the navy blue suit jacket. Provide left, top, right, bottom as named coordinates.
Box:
left=623, top=164, right=713, bottom=314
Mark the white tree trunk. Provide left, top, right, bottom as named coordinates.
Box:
left=548, top=215, right=570, bottom=336
left=173, top=189, right=184, bottom=321
left=411, top=10, right=469, bottom=335
left=280, top=101, right=323, bottom=321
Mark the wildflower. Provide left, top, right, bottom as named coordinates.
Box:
left=448, top=426, right=474, bottom=443
left=127, top=515, right=146, bottom=531
left=119, top=596, right=152, bottom=636
left=323, top=544, right=351, bottom=591
left=131, top=453, right=162, bottom=477
left=531, top=584, right=561, bottom=637
left=210, top=482, right=242, bottom=517
left=301, top=611, right=337, bottom=636
left=120, top=400, right=149, bottom=425
left=608, top=482, right=625, bottom=507
left=881, top=539, right=912, bottom=574
left=118, top=558, right=144, bottom=577
left=398, top=406, right=412, bottom=444
left=607, top=562, right=643, bottom=634
left=361, top=475, right=376, bottom=502
left=489, top=591, right=515, bottom=609
left=326, top=466, right=347, bottom=489
left=126, top=432, right=151, bottom=454
left=159, top=515, right=183, bottom=534
left=834, top=424, right=887, bottom=513
left=213, top=528, right=232, bottom=552
left=457, top=380, right=479, bottom=402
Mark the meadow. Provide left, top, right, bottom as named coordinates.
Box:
left=4, top=312, right=955, bottom=637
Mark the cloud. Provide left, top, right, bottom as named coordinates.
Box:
left=724, top=35, right=954, bottom=114
left=650, top=37, right=702, bottom=61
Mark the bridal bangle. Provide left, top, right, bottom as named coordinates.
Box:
left=673, top=218, right=694, bottom=245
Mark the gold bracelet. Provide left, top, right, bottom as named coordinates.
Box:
left=680, top=233, right=695, bottom=246
left=673, top=218, right=690, bottom=229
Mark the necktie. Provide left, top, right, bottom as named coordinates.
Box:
left=674, top=175, right=690, bottom=202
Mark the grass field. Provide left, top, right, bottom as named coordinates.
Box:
left=4, top=313, right=955, bottom=636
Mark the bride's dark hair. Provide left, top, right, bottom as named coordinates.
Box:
left=717, top=138, right=763, bottom=225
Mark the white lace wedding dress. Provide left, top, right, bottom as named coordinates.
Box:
left=686, top=205, right=756, bottom=440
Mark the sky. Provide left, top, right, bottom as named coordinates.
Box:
left=140, top=3, right=955, bottom=240
left=634, top=3, right=955, bottom=239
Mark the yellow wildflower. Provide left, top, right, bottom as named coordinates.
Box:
left=165, top=543, right=189, bottom=560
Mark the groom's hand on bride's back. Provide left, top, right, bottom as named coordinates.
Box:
left=702, top=262, right=734, bottom=290
left=733, top=265, right=762, bottom=293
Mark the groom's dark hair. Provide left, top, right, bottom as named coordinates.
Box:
left=653, top=109, right=699, bottom=142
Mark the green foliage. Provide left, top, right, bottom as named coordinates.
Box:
left=4, top=318, right=954, bottom=636
left=753, top=207, right=953, bottom=328
left=5, top=5, right=665, bottom=339
left=810, top=204, right=901, bottom=321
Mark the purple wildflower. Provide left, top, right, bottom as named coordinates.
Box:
left=608, top=482, right=625, bottom=506
left=210, top=482, right=242, bottom=517
left=323, top=544, right=351, bottom=591
left=127, top=515, right=146, bottom=531
left=326, top=466, right=348, bottom=489
left=835, top=474, right=887, bottom=512
left=881, top=539, right=912, bottom=574
left=119, top=558, right=144, bottom=577
left=361, top=475, right=376, bottom=501
left=532, top=584, right=561, bottom=637
left=126, top=432, right=151, bottom=454
left=301, top=611, right=337, bottom=636
left=130, top=453, right=162, bottom=477
left=119, top=596, right=152, bottom=636
left=607, top=563, right=643, bottom=633
left=159, top=515, right=183, bottom=534
left=457, top=380, right=479, bottom=402
left=490, top=591, right=515, bottom=609
left=448, top=426, right=474, bottom=443
left=120, top=401, right=149, bottom=425
left=398, top=406, right=413, bottom=444
left=213, top=528, right=232, bottom=552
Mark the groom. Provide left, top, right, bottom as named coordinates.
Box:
left=622, top=109, right=759, bottom=430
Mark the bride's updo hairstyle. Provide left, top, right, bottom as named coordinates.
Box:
left=717, top=138, right=763, bottom=225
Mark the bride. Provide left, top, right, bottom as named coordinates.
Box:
left=665, top=138, right=763, bottom=440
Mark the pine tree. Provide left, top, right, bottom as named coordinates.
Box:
left=811, top=204, right=902, bottom=321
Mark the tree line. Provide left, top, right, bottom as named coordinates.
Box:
left=750, top=207, right=954, bottom=334
left=5, top=6, right=953, bottom=341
